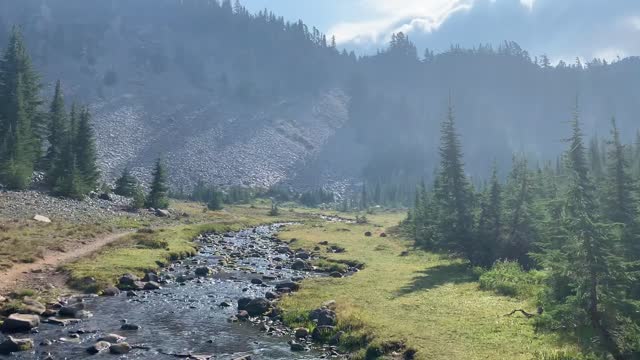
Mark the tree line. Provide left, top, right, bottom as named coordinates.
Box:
left=0, top=28, right=98, bottom=199
left=403, top=100, right=640, bottom=358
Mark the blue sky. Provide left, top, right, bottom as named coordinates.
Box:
left=242, top=0, right=640, bottom=62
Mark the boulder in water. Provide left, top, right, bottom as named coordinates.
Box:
left=245, top=298, right=271, bottom=316
left=195, top=267, right=212, bottom=277
left=0, top=336, right=34, bottom=354
left=109, top=342, right=132, bottom=354
left=143, top=281, right=161, bottom=290
left=1, top=314, right=40, bottom=333
left=98, top=334, right=126, bottom=344
left=237, top=297, right=252, bottom=311
left=87, top=341, right=111, bottom=354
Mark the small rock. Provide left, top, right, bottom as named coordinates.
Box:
left=380, top=232, right=387, bottom=237
left=102, top=287, right=121, bottom=296
left=98, top=334, right=126, bottom=343
left=0, top=336, right=34, bottom=354
left=218, top=301, right=232, bottom=308
left=155, top=209, right=171, bottom=217
left=330, top=272, right=343, bottom=278
left=120, top=322, right=140, bottom=331
left=87, top=341, right=111, bottom=354
left=143, top=281, right=161, bottom=290
left=291, top=259, right=308, bottom=271
left=364, top=231, right=372, bottom=237
left=265, top=291, right=279, bottom=300
left=250, top=278, right=263, bottom=285
left=245, top=298, right=271, bottom=317
left=109, top=342, right=132, bottom=354
left=19, top=299, right=46, bottom=315
left=295, top=327, right=309, bottom=338
left=236, top=310, right=249, bottom=321
left=195, top=267, right=212, bottom=277
left=33, top=215, right=51, bottom=223
left=309, top=308, right=337, bottom=326
left=290, top=341, right=307, bottom=352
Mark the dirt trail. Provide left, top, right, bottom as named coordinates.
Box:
left=0, top=232, right=133, bottom=294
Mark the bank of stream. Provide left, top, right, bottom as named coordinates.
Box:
left=1, top=224, right=347, bottom=359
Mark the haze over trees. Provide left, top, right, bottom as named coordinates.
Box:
left=403, top=100, right=640, bottom=359
left=2, top=0, right=640, bottom=191
left=0, top=28, right=99, bottom=198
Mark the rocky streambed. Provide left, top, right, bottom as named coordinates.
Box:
left=0, top=224, right=353, bottom=359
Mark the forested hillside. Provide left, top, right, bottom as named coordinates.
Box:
left=2, top=0, right=640, bottom=194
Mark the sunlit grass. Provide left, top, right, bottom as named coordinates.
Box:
left=278, top=212, right=577, bottom=360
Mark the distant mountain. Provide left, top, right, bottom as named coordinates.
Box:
left=2, top=0, right=639, bottom=192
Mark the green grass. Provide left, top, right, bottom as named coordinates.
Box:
left=278, top=212, right=577, bottom=360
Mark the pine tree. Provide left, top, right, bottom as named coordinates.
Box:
left=474, top=165, right=502, bottom=266
left=538, top=106, right=629, bottom=360
left=0, top=28, right=42, bottom=171
left=146, top=159, right=169, bottom=209
left=51, top=121, right=82, bottom=199
left=502, top=156, right=538, bottom=268
left=114, top=167, right=137, bottom=197
left=588, top=135, right=604, bottom=181
left=360, top=183, right=368, bottom=210
left=0, top=75, right=35, bottom=189
left=74, top=107, right=99, bottom=192
left=433, top=100, right=474, bottom=253
left=45, top=80, right=67, bottom=183
left=603, top=117, right=638, bottom=258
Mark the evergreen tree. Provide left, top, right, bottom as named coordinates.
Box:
left=537, top=107, right=631, bottom=359
left=51, top=120, right=82, bottom=199
left=131, top=184, right=146, bottom=209
left=473, top=165, right=502, bottom=266
left=433, top=100, right=474, bottom=253
left=603, top=117, right=638, bottom=257
left=502, top=156, right=538, bottom=268
left=45, top=80, right=67, bottom=182
left=588, top=135, right=604, bottom=181
left=0, top=28, right=42, bottom=171
left=360, top=183, right=368, bottom=209
left=0, top=75, right=35, bottom=189
left=74, top=107, right=99, bottom=192
left=114, top=167, right=137, bottom=197
left=146, top=159, right=169, bottom=209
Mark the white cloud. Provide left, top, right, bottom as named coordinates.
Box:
left=520, top=0, right=535, bottom=10
left=329, top=0, right=473, bottom=45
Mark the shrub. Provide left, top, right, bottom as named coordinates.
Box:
left=478, top=260, right=544, bottom=299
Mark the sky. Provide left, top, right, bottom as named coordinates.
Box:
left=242, top=0, right=640, bottom=62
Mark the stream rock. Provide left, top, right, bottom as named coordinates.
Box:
left=0, top=336, right=34, bottom=354
left=1, top=313, right=40, bottom=333
left=109, top=342, right=132, bottom=354
left=291, top=259, right=308, bottom=270
left=19, top=299, right=46, bottom=315
left=102, top=287, right=121, bottom=296
left=245, top=298, right=271, bottom=316
left=309, top=308, right=337, bottom=326
left=98, top=333, right=126, bottom=343
left=87, top=341, right=111, bottom=354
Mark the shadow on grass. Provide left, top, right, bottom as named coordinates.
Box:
left=395, top=262, right=476, bottom=297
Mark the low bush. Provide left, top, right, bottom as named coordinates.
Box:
left=478, top=260, right=545, bottom=299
